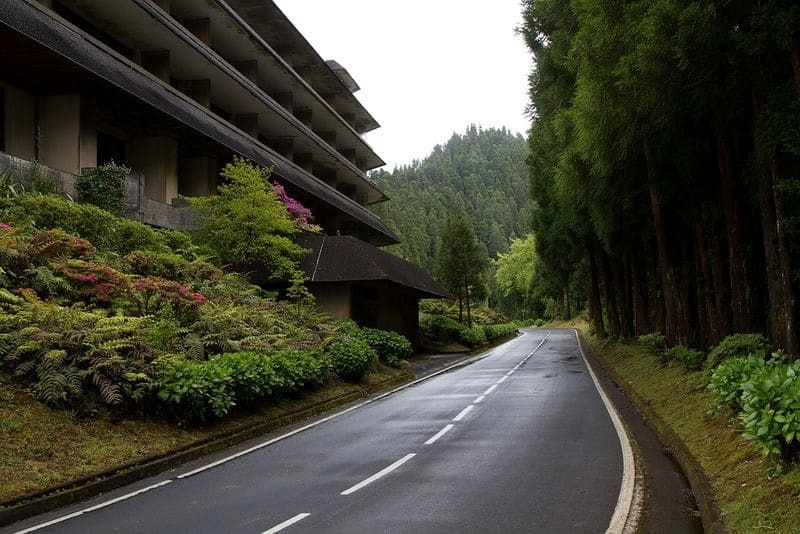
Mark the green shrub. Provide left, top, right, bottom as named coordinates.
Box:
left=709, top=352, right=772, bottom=415
left=666, top=345, right=706, bottom=371
left=638, top=332, right=667, bottom=353
left=212, top=352, right=276, bottom=406
left=739, top=356, right=800, bottom=462
left=155, top=357, right=235, bottom=423
left=0, top=194, right=167, bottom=255
left=419, top=313, right=467, bottom=342
left=533, top=318, right=546, bottom=327
left=359, top=327, right=412, bottom=368
left=327, top=336, right=377, bottom=381
left=707, top=333, right=770, bottom=369
left=459, top=327, right=487, bottom=347
left=76, top=163, right=128, bottom=214
left=272, top=349, right=330, bottom=390
left=482, top=323, right=519, bottom=342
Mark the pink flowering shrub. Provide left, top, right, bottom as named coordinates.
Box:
left=28, top=228, right=95, bottom=262
left=132, top=276, right=206, bottom=323
left=273, top=182, right=314, bottom=227
left=58, top=260, right=131, bottom=303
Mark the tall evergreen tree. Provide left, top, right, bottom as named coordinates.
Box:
left=436, top=212, right=488, bottom=327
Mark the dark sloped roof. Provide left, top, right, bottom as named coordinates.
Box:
left=297, top=235, right=449, bottom=299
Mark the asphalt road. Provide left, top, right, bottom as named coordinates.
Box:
left=8, top=329, right=628, bottom=533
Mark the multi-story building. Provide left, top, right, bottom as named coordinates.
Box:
left=0, top=0, right=446, bottom=343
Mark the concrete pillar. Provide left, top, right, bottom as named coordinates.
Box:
left=234, top=114, right=258, bottom=138
left=2, top=83, right=35, bottom=160
left=319, top=131, right=336, bottom=145
left=293, top=152, right=313, bottom=173
left=184, top=18, right=210, bottom=45
left=126, top=136, right=178, bottom=203
left=37, top=94, right=81, bottom=174
left=185, top=79, right=211, bottom=108
left=293, top=107, right=312, bottom=128
left=235, top=61, right=258, bottom=84
left=336, top=182, right=356, bottom=199
left=79, top=97, right=97, bottom=170
left=141, top=50, right=170, bottom=83
left=178, top=156, right=217, bottom=197
left=269, top=92, right=293, bottom=111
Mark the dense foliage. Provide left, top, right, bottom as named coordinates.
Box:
left=187, top=158, right=306, bottom=286
left=521, top=0, right=800, bottom=354
left=371, top=126, right=529, bottom=272
left=435, top=212, right=488, bottom=326
left=75, top=163, right=128, bottom=215
left=0, top=184, right=412, bottom=424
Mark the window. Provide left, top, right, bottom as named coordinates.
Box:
left=97, top=131, right=125, bottom=166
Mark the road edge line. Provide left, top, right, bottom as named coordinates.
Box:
left=573, top=329, right=642, bottom=534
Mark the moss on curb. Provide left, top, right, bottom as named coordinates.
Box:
left=584, top=332, right=800, bottom=534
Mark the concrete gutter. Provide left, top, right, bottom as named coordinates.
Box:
left=577, top=331, right=726, bottom=533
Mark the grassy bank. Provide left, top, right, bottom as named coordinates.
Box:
left=0, top=364, right=407, bottom=504
left=587, top=333, right=800, bottom=533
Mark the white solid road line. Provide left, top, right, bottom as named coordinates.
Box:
left=341, top=454, right=417, bottom=496
left=482, top=384, right=498, bottom=395
left=573, top=330, right=641, bottom=534
left=496, top=375, right=508, bottom=384
left=473, top=395, right=486, bottom=404
left=13, top=480, right=173, bottom=534
left=425, top=424, right=455, bottom=445
left=452, top=405, right=474, bottom=422
left=262, top=512, right=311, bottom=534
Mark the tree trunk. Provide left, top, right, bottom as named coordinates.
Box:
left=458, top=286, right=464, bottom=324
left=587, top=240, right=605, bottom=336
left=599, top=247, right=620, bottom=336
left=464, top=274, right=472, bottom=328
left=790, top=32, right=800, bottom=119
left=772, top=159, right=798, bottom=357
left=690, top=194, right=722, bottom=347
left=644, top=138, right=684, bottom=344
left=631, top=255, right=648, bottom=336
left=715, top=131, right=750, bottom=332
left=564, top=284, right=571, bottom=320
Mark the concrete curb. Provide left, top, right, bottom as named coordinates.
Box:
left=0, top=370, right=412, bottom=527
left=578, top=332, right=726, bottom=533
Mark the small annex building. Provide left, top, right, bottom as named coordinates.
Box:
left=0, top=0, right=445, bottom=342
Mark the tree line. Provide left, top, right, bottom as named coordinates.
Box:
left=521, top=0, right=800, bottom=354
left=371, top=126, right=529, bottom=273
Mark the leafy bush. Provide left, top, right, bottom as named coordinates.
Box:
left=533, top=318, right=546, bottom=327
left=271, top=349, right=330, bottom=390
left=0, top=194, right=167, bottom=255
left=708, top=353, right=771, bottom=416
left=187, top=158, right=305, bottom=282
left=326, top=336, right=377, bottom=381
left=739, top=357, right=800, bottom=462
left=482, top=322, right=519, bottom=342
left=666, top=345, right=706, bottom=371
left=155, top=357, right=235, bottom=423
left=707, top=333, right=770, bottom=369
left=459, top=327, right=487, bottom=347
left=76, top=163, right=128, bottom=214
left=420, top=313, right=468, bottom=342
left=638, top=332, right=667, bottom=353
left=359, top=327, right=412, bottom=368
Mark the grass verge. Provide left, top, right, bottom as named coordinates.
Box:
left=0, top=364, right=408, bottom=505
left=586, top=333, right=800, bottom=533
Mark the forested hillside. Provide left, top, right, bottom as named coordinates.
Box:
left=370, top=126, right=528, bottom=273
left=520, top=1, right=800, bottom=353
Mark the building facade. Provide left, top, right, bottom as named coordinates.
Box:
left=0, top=0, right=446, bottom=343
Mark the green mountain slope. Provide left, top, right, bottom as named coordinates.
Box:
left=370, top=126, right=529, bottom=273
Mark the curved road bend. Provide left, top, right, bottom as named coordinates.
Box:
left=8, top=329, right=629, bottom=534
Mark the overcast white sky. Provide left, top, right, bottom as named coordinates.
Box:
left=274, top=1, right=533, bottom=170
